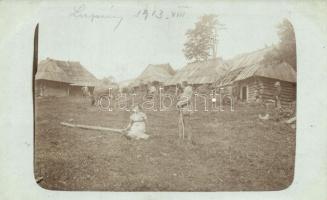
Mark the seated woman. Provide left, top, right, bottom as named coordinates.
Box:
left=123, top=105, right=149, bottom=140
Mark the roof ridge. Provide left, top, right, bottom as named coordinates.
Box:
left=226, top=46, right=274, bottom=62
left=45, top=57, right=79, bottom=63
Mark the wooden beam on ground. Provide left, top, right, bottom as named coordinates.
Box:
left=60, top=122, right=123, bottom=133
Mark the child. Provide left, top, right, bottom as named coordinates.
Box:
left=123, top=105, right=149, bottom=140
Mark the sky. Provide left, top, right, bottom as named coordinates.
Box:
left=37, top=1, right=292, bottom=82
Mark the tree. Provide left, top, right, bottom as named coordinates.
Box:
left=183, top=15, right=223, bottom=62
left=101, top=76, right=116, bottom=85
left=277, top=19, right=296, bottom=70
left=263, top=19, right=296, bottom=70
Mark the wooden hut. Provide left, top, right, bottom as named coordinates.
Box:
left=35, top=58, right=98, bottom=97
left=164, top=58, right=229, bottom=93
left=118, top=79, right=136, bottom=93
left=232, top=62, right=296, bottom=103
left=215, top=49, right=296, bottom=105
left=130, top=63, right=175, bottom=92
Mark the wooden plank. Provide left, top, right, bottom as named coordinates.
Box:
left=60, top=122, right=123, bottom=133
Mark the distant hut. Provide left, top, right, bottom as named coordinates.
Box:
left=215, top=47, right=296, bottom=104
left=92, top=77, right=119, bottom=104
left=165, top=58, right=229, bottom=93
left=130, top=63, right=175, bottom=92
left=118, top=79, right=136, bottom=93
left=35, top=58, right=98, bottom=97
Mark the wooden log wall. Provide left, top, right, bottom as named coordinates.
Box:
left=235, top=77, right=257, bottom=102
left=39, top=80, right=69, bottom=97
left=256, top=77, right=296, bottom=104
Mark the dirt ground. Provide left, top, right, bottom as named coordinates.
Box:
left=34, top=96, right=295, bottom=191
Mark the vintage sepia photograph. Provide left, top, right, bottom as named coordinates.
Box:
left=33, top=2, right=297, bottom=191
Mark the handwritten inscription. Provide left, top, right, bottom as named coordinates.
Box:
left=69, top=4, right=187, bottom=31
left=70, top=4, right=123, bottom=31
left=135, top=8, right=186, bottom=20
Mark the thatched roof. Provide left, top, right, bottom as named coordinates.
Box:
left=225, top=46, right=274, bottom=71
left=165, top=58, right=229, bottom=86
left=215, top=47, right=296, bottom=86
left=36, top=58, right=98, bottom=86
left=215, top=67, right=245, bottom=87
left=234, top=61, right=296, bottom=83
left=130, top=63, right=175, bottom=87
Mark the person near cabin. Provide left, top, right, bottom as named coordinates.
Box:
left=258, top=82, right=282, bottom=121
left=175, top=83, right=182, bottom=96
left=274, top=81, right=282, bottom=109
left=145, top=83, right=157, bottom=101
left=123, top=105, right=149, bottom=140
left=148, top=83, right=157, bottom=95
left=274, top=81, right=282, bottom=120
left=232, top=86, right=239, bottom=104
left=81, top=86, right=90, bottom=97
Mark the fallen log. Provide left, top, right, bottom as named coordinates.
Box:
left=60, top=122, right=124, bottom=133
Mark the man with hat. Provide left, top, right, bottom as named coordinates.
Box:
left=274, top=81, right=282, bottom=121
left=274, top=81, right=282, bottom=109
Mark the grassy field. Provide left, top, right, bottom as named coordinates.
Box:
left=34, top=96, right=295, bottom=191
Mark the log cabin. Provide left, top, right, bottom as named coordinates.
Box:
left=216, top=61, right=296, bottom=105
left=164, top=58, right=229, bottom=93
left=130, top=63, right=176, bottom=92
left=35, top=58, right=98, bottom=97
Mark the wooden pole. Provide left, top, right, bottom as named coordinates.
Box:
left=178, top=110, right=185, bottom=139
left=60, top=122, right=123, bottom=133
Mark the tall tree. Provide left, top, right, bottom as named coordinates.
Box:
left=277, top=19, right=296, bottom=70
left=183, top=15, right=222, bottom=62
left=262, top=19, right=296, bottom=70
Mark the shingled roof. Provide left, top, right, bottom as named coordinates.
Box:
left=225, top=46, right=274, bottom=71
left=165, top=58, right=229, bottom=86
left=216, top=47, right=296, bottom=86
left=36, top=58, right=98, bottom=86
left=234, top=61, right=296, bottom=83
left=215, top=67, right=245, bottom=87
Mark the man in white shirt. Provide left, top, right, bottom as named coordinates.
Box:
left=177, top=81, right=193, bottom=109
left=176, top=81, right=193, bottom=142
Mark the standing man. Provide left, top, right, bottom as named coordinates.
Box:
left=175, top=83, right=182, bottom=96
left=274, top=81, right=282, bottom=120
left=146, top=83, right=157, bottom=101
left=274, top=81, right=282, bottom=109
left=81, top=86, right=90, bottom=97
left=176, top=81, right=194, bottom=142
left=177, top=81, right=193, bottom=109
left=148, top=83, right=157, bottom=96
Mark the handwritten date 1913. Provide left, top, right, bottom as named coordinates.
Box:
left=135, top=9, right=185, bottom=20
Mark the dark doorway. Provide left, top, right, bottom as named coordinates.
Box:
left=241, top=86, right=247, bottom=101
